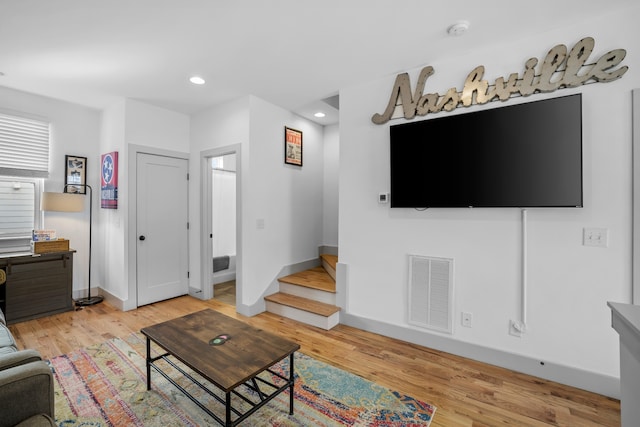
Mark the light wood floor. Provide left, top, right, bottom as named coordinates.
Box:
left=213, top=280, right=236, bottom=306
left=8, top=296, right=619, bottom=426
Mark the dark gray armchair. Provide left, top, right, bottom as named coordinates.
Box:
left=0, top=308, right=55, bottom=427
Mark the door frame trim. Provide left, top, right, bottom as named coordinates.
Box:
left=200, top=144, right=242, bottom=302
left=126, top=144, right=189, bottom=310
left=634, top=89, right=640, bottom=305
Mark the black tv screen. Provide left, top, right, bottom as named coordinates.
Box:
left=390, top=94, right=583, bottom=208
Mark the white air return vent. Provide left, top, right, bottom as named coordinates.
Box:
left=408, top=255, right=454, bottom=334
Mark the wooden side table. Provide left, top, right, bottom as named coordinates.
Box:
left=0, top=250, right=75, bottom=324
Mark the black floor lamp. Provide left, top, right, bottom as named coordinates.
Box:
left=41, top=184, right=103, bottom=306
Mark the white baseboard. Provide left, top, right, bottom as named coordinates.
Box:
left=189, top=287, right=205, bottom=300
left=90, top=287, right=126, bottom=311
left=318, top=245, right=338, bottom=256
left=212, top=270, right=236, bottom=284
left=340, top=312, right=620, bottom=399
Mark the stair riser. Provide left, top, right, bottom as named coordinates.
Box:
left=266, top=301, right=340, bottom=330
left=279, top=283, right=336, bottom=305
left=321, top=259, right=336, bottom=281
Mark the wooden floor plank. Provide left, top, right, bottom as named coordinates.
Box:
left=7, top=295, right=620, bottom=426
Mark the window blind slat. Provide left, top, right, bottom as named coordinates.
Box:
left=0, top=168, right=48, bottom=178
left=0, top=180, right=35, bottom=242
left=0, top=112, right=50, bottom=178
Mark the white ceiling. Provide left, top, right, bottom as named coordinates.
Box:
left=1, top=0, right=636, bottom=125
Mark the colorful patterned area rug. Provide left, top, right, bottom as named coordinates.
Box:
left=49, top=333, right=435, bottom=426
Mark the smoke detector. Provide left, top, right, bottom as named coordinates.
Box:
left=447, top=21, right=470, bottom=36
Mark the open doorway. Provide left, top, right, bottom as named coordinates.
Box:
left=210, top=153, right=237, bottom=306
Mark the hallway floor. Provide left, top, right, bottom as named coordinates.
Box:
left=213, top=280, right=236, bottom=306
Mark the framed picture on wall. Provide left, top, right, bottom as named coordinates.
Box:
left=64, top=155, right=87, bottom=194
left=101, top=151, right=119, bottom=209
left=284, top=126, right=303, bottom=166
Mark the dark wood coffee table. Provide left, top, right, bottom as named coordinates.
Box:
left=140, top=309, right=300, bottom=426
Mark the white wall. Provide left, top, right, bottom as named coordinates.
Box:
left=189, top=96, right=250, bottom=299
left=125, top=100, right=191, bottom=152
left=323, top=124, right=339, bottom=247
left=0, top=86, right=101, bottom=298
left=190, top=96, right=324, bottom=312
left=338, top=6, right=639, bottom=396
left=99, top=99, right=190, bottom=307
left=98, top=100, right=126, bottom=300
left=0, top=85, right=325, bottom=315
left=243, top=96, right=324, bottom=307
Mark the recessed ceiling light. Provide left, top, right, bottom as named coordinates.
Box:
left=314, top=112, right=326, bottom=118
left=189, top=76, right=205, bottom=85
left=447, top=21, right=470, bottom=37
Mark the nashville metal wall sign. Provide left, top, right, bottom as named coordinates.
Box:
left=371, top=37, right=628, bottom=125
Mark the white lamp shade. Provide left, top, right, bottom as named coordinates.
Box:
left=41, top=192, right=85, bottom=213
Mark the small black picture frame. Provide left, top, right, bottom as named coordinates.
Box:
left=64, top=155, right=87, bottom=194
left=284, top=126, right=303, bottom=167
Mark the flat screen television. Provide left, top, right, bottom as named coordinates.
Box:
left=389, top=94, right=583, bottom=208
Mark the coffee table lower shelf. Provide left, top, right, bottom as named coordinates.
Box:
left=145, top=338, right=296, bottom=427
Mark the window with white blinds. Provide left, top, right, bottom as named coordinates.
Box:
left=0, top=178, right=41, bottom=253
left=0, top=112, right=50, bottom=178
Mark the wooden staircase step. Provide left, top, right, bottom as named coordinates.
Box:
left=320, top=254, right=337, bottom=281
left=320, top=254, right=337, bottom=270
left=264, top=292, right=340, bottom=317
left=278, top=267, right=336, bottom=292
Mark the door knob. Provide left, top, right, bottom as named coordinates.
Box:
left=139, top=235, right=146, bottom=241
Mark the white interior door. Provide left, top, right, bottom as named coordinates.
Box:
left=136, top=153, right=189, bottom=306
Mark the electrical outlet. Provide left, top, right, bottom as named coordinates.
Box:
left=461, top=312, right=473, bottom=328
left=583, top=228, right=608, bottom=248
left=509, top=319, right=525, bottom=337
